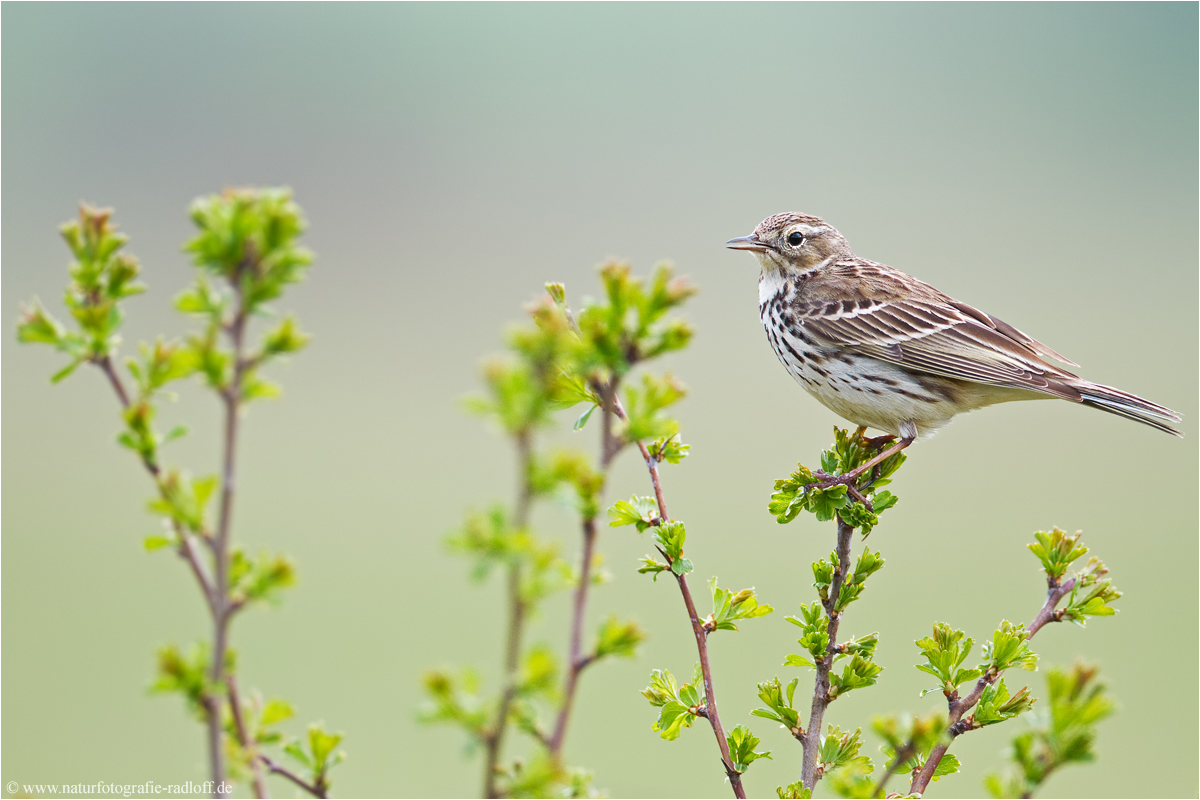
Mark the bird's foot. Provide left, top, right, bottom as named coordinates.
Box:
left=863, top=434, right=896, bottom=450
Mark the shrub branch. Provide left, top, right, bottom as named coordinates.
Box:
left=620, top=399, right=747, bottom=799
left=909, top=574, right=1078, bottom=795
left=800, top=516, right=855, bottom=789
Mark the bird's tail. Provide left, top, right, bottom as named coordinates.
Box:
left=1074, top=381, right=1182, bottom=436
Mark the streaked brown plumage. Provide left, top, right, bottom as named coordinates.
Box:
left=728, top=212, right=1182, bottom=446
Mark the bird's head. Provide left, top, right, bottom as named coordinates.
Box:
left=727, top=212, right=851, bottom=275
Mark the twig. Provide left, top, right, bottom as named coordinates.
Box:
left=97, top=356, right=217, bottom=607
left=98, top=354, right=133, bottom=409
left=482, top=431, right=534, bottom=799
left=800, top=516, right=855, bottom=790
left=909, top=576, right=1077, bottom=795
left=613, top=398, right=745, bottom=799
left=94, top=354, right=223, bottom=784
left=548, top=517, right=597, bottom=755
left=549, top=380, right=621, bottom=758
left=209, top=297, right=249, bottom=798
left=226, top=674, right=270, bottom=799
left=259, top=756, right=326, bottom=799
left=870, top=740, right=916, bottom=798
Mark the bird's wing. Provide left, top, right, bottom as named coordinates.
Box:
left=792, top=293, right=1084, bottom=399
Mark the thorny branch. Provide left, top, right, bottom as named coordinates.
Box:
left=908, top=575, right=1078, bottom=795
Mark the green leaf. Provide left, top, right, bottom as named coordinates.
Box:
left=637, top=555, right=669, bottom=579
left=282, top=721, right=346, bottom=791
left=417, top=667, right=488, bottom=737
left=143, top=535, right=173, bottom=551
left=186, top=188, right=312, bottom=312
left=828, top=654, right=882, bottom=699
left=973, top=679, right=1034, bottom=727
left=228, top=548, right=297, bottom=606
left=987, top=662, right=1115, bottom=796
left=776, top=781, right=812, bottom=799
left=608, top=495, right=659, bottom=531
left=163, top=425, right=189, bottom=444
left=817, top=726, right=867, bottom=774
left=648, top=434, right=690, bottom=464
left=1027, top=528, right=1088, bottom=580
left=573, top=404, right=597, bottom=430
left=619, top=372, right=686, bottom=443
left=518, top=644, right=559, bottom=697
left=16, top=301, right=67, bottom=346
left=151, top=642, right=212, bottom=719
left=932, top=752, right=961, bottom=780
left=706, top=577, right=774, bottom=632
left=261, top=314, right=310, bottom=356
left=50, top=359, right=84, bottom=383
left=544, top=282, right=566, bottom=306
left=915, top=623, right=981, bottom=694
left=241, top=371, right=282, bottom=402
left=1061, top=556, right=1121, bottom=626
left=593, top=616, right=646, bottom=660
left=981, top=621, right=1038, bottom=673
left=787, top=603, right=830, bottom=662
left=727, top=725, right=772, bottom=773
left=641, top=668, right=679, bottom=708
left=825, top=756, right=878, bottom=799
left=754, top=677, right=800, bottom=731
left=260, top=698, right=295, bottom=727
left=652, top=520, right=691, bottom=576
left=643, top=666, right=704, bottom=740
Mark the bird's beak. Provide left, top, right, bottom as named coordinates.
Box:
left=726, top=234, right=768, bottom=252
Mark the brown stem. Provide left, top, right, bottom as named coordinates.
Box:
left=909, top=576, right=1077, bottom=795
left=209, top=304, right=248, bottom=798
left=800, top=515, right=855, bottom=790
left=548, top=517, right=597, bottom=755
left=226, top=674, right=270, bottom=799
left=616, top=396, right=744, bottom=799
left=676, top=568, right=745, bottom=799
left=482, top=431, right=534, bottom=799
left=94, top=354, right=223, bottom=784
left=98, top=354, right=133, bottom=408
left=259, top=755, right=326, bottom=799
left=549, top=380, right=622, bottom=759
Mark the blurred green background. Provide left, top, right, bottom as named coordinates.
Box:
left=3, top=3, right=1196, bottom=798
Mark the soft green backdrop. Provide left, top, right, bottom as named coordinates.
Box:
left=3, top=3, right=1196, bottom=798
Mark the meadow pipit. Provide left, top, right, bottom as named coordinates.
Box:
left=728, top=212, right=1181, bottom=484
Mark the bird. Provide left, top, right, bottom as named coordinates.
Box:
left=727, top=212, right=1181, bottom=483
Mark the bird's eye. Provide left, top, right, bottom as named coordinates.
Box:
left=787, top=232, right=805, bottom=246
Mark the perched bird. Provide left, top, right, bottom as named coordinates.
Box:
left=728, top=212, right=1181, bottom=481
